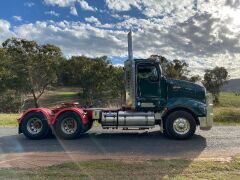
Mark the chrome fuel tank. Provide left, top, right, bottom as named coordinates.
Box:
left=101, top=111, right=155, bottom=128
left=101, top=112, right=118, bottom=127
left=118, top=111, right=155, bottom=127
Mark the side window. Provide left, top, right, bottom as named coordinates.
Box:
left=137, top=64, right=159, bottom=82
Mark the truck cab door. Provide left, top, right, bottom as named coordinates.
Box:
left=136, top=63, right=164, bottom=110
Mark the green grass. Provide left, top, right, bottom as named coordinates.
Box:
left=0, top=158, right=240, bottom=179
left=38, top=87, right=81, bottom=108
left=218, top=92, right=240, bottom=107
left=0, top=113, right=19, bottom=127
left=214, top=107, right=240, bottom=124
left=213, top=92, right=240, bottom=124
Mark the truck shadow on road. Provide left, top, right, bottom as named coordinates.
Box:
left=0, top=130, right=206, bottom=158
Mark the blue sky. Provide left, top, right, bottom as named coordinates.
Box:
left=0, top=0, right=240, bottom=78
left=0, top=0, right=146, bottom=30
left=1, top=1, right=113, bottom=27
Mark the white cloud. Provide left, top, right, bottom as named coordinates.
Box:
left=13, top=16, right=22, bottom=21
left=79, top=0, right=97, bottom=11
left=1, top=1, right=240, bottom=78
left=105, top=0, right=195, bottom=24
left=45, top=11, right=60, bottom=17
left=113, top=63, right=124, bottom=67
left=24, top=2, right=34, bottom=7
left=70, top=6, right=78, bottom=16
left=105, top=0, right=141, bottom=11
left=0, top=20, right=11, bottom=32
left=43, top=0, right=97, bottom=16
left=44, top=0, right=76, bottom=7
left=44, top=0, right=78, bottom=16
left=141, top=0, right=193, bottom=18
left=12, top=20, right=126, bottom=57
left=0, top=19, right=14, bottom=43
left=111, top=14, right=122, bottom=20
left=85, top=16, right=100, bottom=24
left=44, top=0, right=97, bottom=12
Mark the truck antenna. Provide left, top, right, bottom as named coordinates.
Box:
left=128, top=30, right=133, bottom=60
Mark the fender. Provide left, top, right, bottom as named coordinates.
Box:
left=163, top=97, right=206, bottom=117
left=19, top=108, right=53, bottom=125
left=52, top=107, right=88, bottom=125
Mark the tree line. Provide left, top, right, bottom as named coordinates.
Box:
left=0, top=38, right=228, bottom=112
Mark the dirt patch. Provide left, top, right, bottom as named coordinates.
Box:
left=0, top=151, right=239, bottom=169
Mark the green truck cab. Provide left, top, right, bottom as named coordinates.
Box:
left=124, top=58, right=213, bottom=139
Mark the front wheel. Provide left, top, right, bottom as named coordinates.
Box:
left=165, top=111, right=196, bottom=140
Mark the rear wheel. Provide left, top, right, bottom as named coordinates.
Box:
left=54, top=111, right=83, bottom=139
left=21, top=112, right=50, bottom=140
left=165, top=111, right=196, bottom=139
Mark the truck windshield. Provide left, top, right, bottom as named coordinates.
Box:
left=137, top=65, right=159, bottom=81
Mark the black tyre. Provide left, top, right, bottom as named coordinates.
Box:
left=54, top=111, right=83, bottom=140
left=82, top=120, right=93, bottom=133
left=162, top=118, right=171, bottom=138
left=165, top=111, right=196, bottom=140
left=163, top=126, right=171, bottom=138
left=21, top=112, right=50, bottom=140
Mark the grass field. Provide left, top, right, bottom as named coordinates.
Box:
left=214, top=92, right=240, bottom=124
left=0, top=158, right=240, bottom=179
left=0, top=89, right=240, bottom=127
left=0, top=113, right=19, bottom=127
left=218, top=92, right=240, bottom=107
left=36, top=87, right=81, bottom=108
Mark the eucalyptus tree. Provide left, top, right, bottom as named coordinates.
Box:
left=2, top=38, right=62, bottom=107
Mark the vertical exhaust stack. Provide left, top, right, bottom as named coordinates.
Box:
left=128, top=30, right=133, bottom=61
left=124, top=30, right=136, bottom=109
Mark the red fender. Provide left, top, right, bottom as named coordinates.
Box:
left=52, top=107, right=88, bottom=125
left=19, top=108, right=53, bottom=125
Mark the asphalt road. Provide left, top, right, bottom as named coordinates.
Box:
left=0, top=126, right=240, bottom=168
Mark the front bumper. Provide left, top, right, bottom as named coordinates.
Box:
left=199, top=93, right=213, bottom=130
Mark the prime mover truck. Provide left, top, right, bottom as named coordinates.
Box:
left=18, top=31, right=213, bottom=140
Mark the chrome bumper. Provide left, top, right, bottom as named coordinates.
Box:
left=199, top=93, right=213, bottom=130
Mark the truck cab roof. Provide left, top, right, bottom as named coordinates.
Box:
left=126, top=58, right=160, bottom=64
